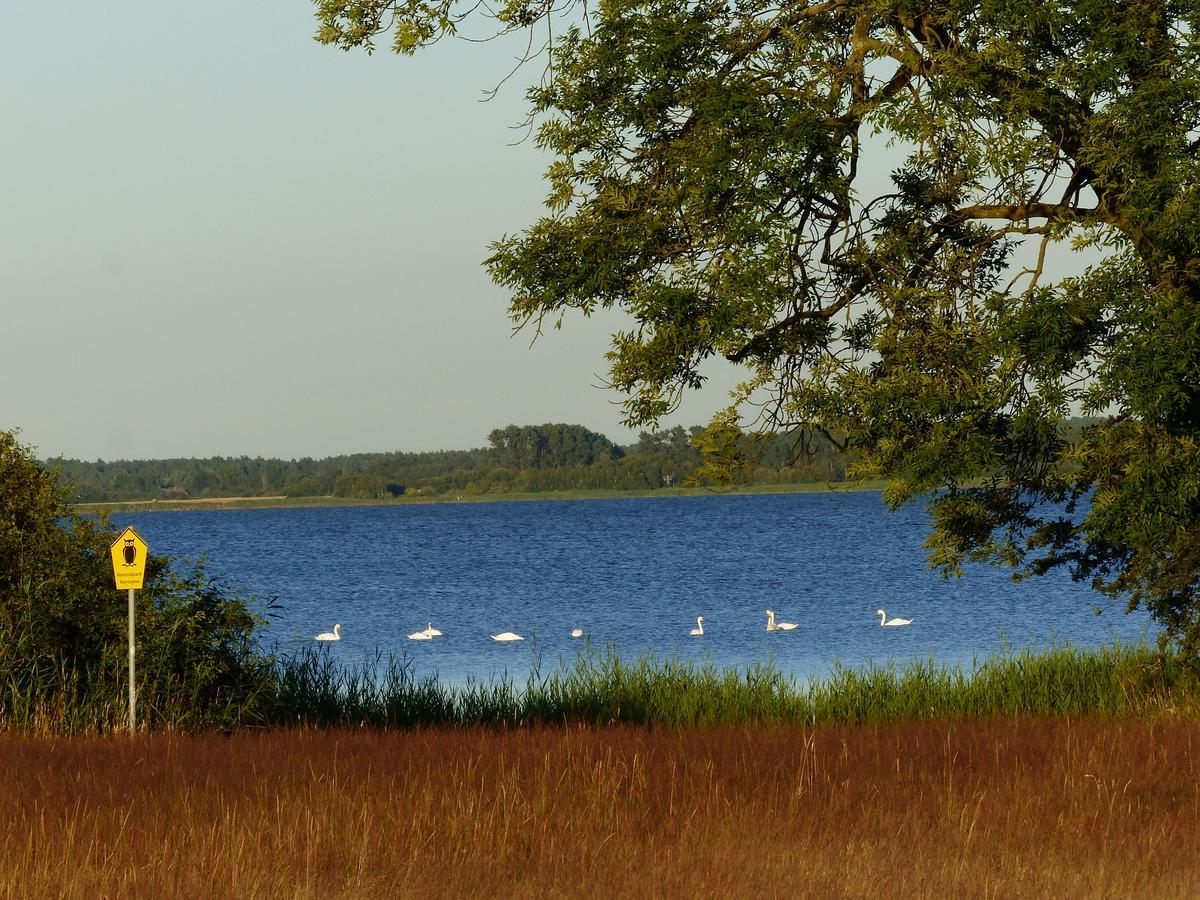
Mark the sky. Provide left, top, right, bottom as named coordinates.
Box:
left=2, top=2, right=744, bottom=461
left=3, top=4, right=1099, bottom=464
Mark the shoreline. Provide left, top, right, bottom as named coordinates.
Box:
left=74, top=478, right=889, bottom=514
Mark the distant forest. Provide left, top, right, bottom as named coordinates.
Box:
left=49, top=424, right=854, bottom=503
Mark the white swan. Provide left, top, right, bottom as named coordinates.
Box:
left=314, top=624, right=341, bottom=641
left=570, top=627, right=585, bottom=638
left=765, top=610, right=798, bottom=631
left=877, top=608, right=913, bottom=627
left=423, top=622, right=442, bottom=637
left=408, top=626, right=433, bottom=641
left=690, top=616, right=705, bottom=636
left=491, top=631, right=524, bottom=642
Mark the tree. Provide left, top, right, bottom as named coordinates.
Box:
left=323, top=0, right=1200, bottom=655
left=487, top=423, right=622, bottom=468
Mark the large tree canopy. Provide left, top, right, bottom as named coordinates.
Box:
left=316, top=0, right=1200, bottom=653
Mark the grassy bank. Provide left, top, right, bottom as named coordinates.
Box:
left=74, top=479, right=891, bottom=514
left=4, top=646, right=1198, bottom=896
left=5, top=642, right=1197, bottom=736
left=2, top=717, right=1197, bottom=897
left=269, top=642, right=1199, bottom=731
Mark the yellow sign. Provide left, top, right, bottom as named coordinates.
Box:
left=110, top=526, right=148, bottom=590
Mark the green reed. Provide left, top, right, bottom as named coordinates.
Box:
left=2, top=637, right=1195, bottom=734
left=262, top=639, right=1198, bottom=730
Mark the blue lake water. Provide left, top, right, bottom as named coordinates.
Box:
left=116, top=492, right=1155, bottom=686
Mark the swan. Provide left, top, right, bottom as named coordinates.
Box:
left=491, top=631, right=524, bottom=642
left=690, top=616, right=705, bottom=636
left=765, top=610, right=798, bottom=631
left=408, top=627, right=433, bottom=641
left=314, top=624, right=341, bottom=641
left=877, top=608, right=913, bottom=627
left=570, top=627, right=585, bottom=638
left=423, top=622, right=443, bottom=637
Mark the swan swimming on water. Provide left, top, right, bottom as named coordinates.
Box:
left=408, top=627, right=433, bottom=641
left=690, top=616, right=705, bottom=636
left=765, top=610, right=798, bottom=631
left=491, top=631, right=524, bottom=642
left=877, top=608, right=913, bottom=627
left=314, top=624, right=341, bottom=641
left=570, top=627, right=585, bottom=638
left=423, top=622, right=442, bottom=637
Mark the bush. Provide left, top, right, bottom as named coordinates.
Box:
left=0, top=431, right=273, bottom=733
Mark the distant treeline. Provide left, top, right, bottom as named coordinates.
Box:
left=50, top=423, right=854, bottom=503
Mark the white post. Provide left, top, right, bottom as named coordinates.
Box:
left=128, top=587, right=136, bottom=734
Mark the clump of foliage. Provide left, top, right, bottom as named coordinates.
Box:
left=315, top=0, right=1200, bottom=658
left=332, top=473, right=404, bottom=499
left=0, top=431, right=273, bottom=732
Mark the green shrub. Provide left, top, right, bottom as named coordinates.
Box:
left=0, top=430, right=274, bottom=733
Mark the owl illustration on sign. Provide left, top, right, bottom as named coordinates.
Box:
left=123, top=538, right=137, bottom=566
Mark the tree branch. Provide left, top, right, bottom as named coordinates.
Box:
left=938, top=202, right=1099, bottom=227
left=726, top=275, right=868, bottom=364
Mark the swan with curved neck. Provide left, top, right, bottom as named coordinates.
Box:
left=690, top=616, right=705, bottom=636
left=570, top=627, right=585, bottom=638
left=765, top=610, right=798, bottom=631
left=314, top=624, right=341, bottom=641
left=424, top=622, right=442, bottom=637
left=877, top=609, right=913, bottom=627
left=491, top=631, right=524, bottom=642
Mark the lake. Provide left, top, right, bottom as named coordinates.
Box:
left=116, top=491, right=1155, bottom=685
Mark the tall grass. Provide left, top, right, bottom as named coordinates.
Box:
left=2, top=638, right=1195, bottom=735
left=0, top=618, right=269, bottom=736
left=2, top=718, right=1198, bottom=897
left=263, top=640, right=1199, bottom=731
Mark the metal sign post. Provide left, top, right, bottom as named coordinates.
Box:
left=110, top=527, right=148, bottom=735
left=127, top=587, right=136, bottom=733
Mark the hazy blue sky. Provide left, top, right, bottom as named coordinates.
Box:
left=2, top=2, right=743, bottom=461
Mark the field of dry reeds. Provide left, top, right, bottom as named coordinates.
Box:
left=2, top=716, right=1197, bottom=899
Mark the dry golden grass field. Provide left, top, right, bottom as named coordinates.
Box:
left=2, top=717, right=1197, bottom=899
